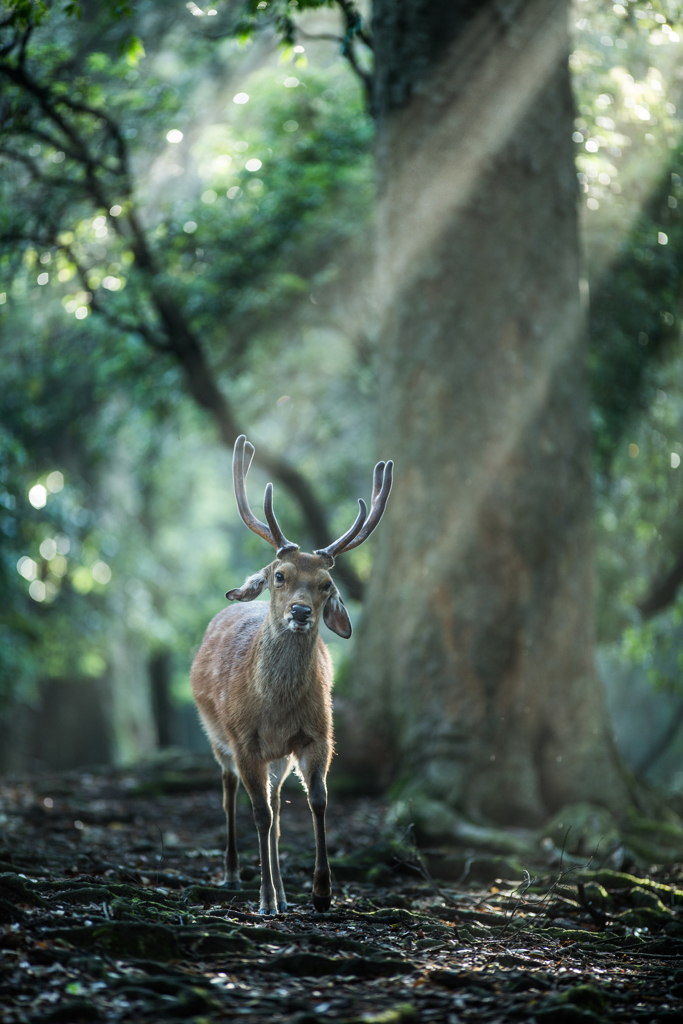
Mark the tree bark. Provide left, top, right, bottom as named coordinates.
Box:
left=150, top=649, right=174, bottom=749
left=349, top=0, right=638, bottom=827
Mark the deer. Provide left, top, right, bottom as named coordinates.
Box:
left=191, top=435, right=393, bottom=915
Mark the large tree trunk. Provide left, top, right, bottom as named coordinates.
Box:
left=349, top=0, right=638, bottom=828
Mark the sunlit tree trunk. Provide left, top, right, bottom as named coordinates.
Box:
left=348, top=0, right=639, bottom=827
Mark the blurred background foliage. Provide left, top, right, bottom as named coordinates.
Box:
left=3, top=0, right=683, bottom=787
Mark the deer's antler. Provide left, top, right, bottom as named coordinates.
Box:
left=314, top=460, right=393, bottom=561
left=233, top=435, right=299, bottom=557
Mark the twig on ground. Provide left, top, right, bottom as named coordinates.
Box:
left=499, top=869, right=535, bottom=937
left=152, top=822, right=165, bottom=889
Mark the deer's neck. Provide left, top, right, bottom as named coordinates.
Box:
left=256, top=614, right=319, bottom=695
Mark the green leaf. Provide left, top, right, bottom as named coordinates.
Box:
left=120, top=34, right=145, bottom=66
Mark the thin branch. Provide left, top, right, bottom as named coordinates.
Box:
left=638, top=548, right=683, bottom=619
left=336, top=0, right=373, bottom=50
left=0, top=146, right=82, bottom=189
left=18, top=23, right=31, bottom=66
left=499, top=869, right=534, bottom=937
left=341, top=37, right=373, bottom=98
left=295, top=28, right=345, bottom=44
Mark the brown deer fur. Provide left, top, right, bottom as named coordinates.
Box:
left=191, top=436, right=392, bottom=915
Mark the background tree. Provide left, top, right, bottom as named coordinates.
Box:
left=344, top=0, right=683, bottom=858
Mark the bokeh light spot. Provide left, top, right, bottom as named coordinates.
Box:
left=17, top=556, right=37, bottom=580
left=40, top=538, right=57, bottom=560
left=56, top=534, right=70, bottom=555
left=629, top=444, right=639, bottom=459
left=233, top=93, right=249, bottom=105
left=28, top=484, right=47, bottom=508
left=183, top=221, right=197, bottom=233
left=92, top=561, right=112, bottom=584
left=166, top=129, right=184, bottom=143
left=47, top=471, right=64, bottom=492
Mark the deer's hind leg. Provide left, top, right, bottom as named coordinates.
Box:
left=268, top=756, right=294, bottom=913
left=210, top=742, right=241, bottom=889
left=221, top=766, right=241, bottom=889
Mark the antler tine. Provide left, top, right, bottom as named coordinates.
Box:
left=371, top=461, right=385, bottom=505
left=264, top=482, right=299, bottom=557
left=243, top=439, right=256, bottom=475
left=336, top=460, right=393, bottom=554
left=232, top=435, right=276, bottom=548
left=314, top=498, right=367, bottom=562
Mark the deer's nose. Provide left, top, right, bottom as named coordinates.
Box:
left=290, top=603, right=312, bottom=623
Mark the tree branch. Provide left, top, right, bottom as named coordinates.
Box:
left=336, top=0, right=373, bottom=51
left=638, top=549, right=683, bottom=619
left=0, top=32, right=366, bottom=599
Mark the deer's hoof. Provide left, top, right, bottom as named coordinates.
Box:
left=223, top=879, right=241, bottom=891
left=313, top=894, right=331, bottom=913
left=277, top=900, right=288, bottom=913
left=259, top=906, right=277, bottom=916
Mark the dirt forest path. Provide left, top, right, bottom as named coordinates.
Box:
left=1, top=756, right=682, bottom=1024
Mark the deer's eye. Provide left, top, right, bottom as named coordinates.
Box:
left=275, top=572, right=285, bottom=583
left=323, top=580, right=332, bottom=591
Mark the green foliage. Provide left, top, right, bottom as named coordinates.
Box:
left=0, top=0, right=374, bottom=726
left=571, top=2, right=683, bottom=708
left=569, top=0, right=683, bottom=463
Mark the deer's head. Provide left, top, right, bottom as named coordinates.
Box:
left=225, top=436, right=393, bottom=639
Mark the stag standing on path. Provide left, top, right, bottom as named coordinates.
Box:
left=191, top=436, right=393, bottom=915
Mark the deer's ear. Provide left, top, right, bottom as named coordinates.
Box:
left=226, top=569, right=269, bottom=602
left=323, top=586, right=352, bottom=639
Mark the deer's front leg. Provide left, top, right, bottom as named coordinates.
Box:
left=298, top=744, right=332, bottom=913
left=237, top=759, right=277, bottom=915
left=269, top=757, right=293, bottom=913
